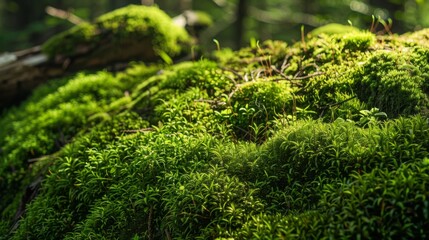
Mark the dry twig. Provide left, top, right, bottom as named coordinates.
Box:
left=45, top=6, right=86, bottom=25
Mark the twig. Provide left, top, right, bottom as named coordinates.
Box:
left=220, top=66, right=243, bottom=83
left=148, top=206, right=153, bottom=240
left=165, top=229, right=172, bottom=240
left=280, top=54, right=292, bottom=72
left=28, top=153, right=58, bottom=163
left=319, top=96, right=357, bottom=118
left=45, top=6, right=86, bottom=25
left=194, top=99, right=226, bottom=106
left=270, top=71, right=324, bottom=86
left=290, top=71, right=324, bottom=80
left=327, top=96, right=357, bottom=108
left=123, top=128, right=154, bottom=133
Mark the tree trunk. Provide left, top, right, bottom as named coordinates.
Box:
left=141, top=0, right=154, bottom=6
left=180, top=0, right=192, bottom=11
left=235, top=0, right=248, bottom=49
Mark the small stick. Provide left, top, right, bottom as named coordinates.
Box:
left=45, top=6, right=85, bottom=25
left=123, top=128, right=154, bottom=133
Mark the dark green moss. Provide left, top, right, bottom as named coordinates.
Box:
left=42, top=22, right=97, bottom=58
left=4, top=20, right=429, bottom=239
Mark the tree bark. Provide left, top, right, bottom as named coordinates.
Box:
left=180, top=0, right=192, bottom=11
left=141, top=0, right=154, bottom=6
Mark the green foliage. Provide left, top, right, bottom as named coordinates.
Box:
left=357, top=107, right=388, bottom=127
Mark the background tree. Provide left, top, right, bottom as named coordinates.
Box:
left=1, top=0, right=429, bottom=52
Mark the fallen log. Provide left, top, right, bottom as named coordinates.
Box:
left=0, top=5, right=213, bottom=110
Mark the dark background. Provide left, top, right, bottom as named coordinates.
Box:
left=1, top=0, right=428, bottom=52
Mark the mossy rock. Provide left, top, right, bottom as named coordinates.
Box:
left=42, top=5, right=191, bottom=63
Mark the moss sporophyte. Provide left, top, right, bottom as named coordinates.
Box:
left=1, top=6, right=429, bottom=239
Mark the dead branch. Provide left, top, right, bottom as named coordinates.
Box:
left=45, top=6, right=86, bottom=25
left=122, top=128, right=154, bottom=133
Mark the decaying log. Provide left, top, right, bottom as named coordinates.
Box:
left=0, top=6, right=211, bottom=110
left=0, top=43, right=161, bottom=110
left=0, top=48, right=53, bottom=110
left=0, top=39, right=167, bottom=110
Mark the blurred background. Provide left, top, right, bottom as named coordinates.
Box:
left=1, top=0, right=429, bottom=53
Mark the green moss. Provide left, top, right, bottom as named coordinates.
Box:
left=192, top=11, right=213, bottom=28
left=353, top=51, right=428, bottom=117
left=401, top=28, right=429, bottom=48
left=4, top=20, right=429, bottom=239
left=320, top=161, right=429, bottom=239
left=338, top=31, right=375, bottom=51
left=42, top=22, right=96, bottom=58
left=308, top=23, right=361, bottom=37
left=42, top=5, right=190, bottom=59
left=228, top=81, right=293, bottom=140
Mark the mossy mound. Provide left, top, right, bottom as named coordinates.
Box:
left=2, top=13, right=429, bottom=239
left=308, top=23, right=361, bottom=37
left=42, top=5, right=191, bottom=61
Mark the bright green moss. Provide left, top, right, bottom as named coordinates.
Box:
left=308, top=23, right=361, bottom=37
left=401, top=28, right=429, bottom=48
left=192, top=11, right=213, bottom=28
left=42, top=22, right=96, bottom=58
left=228, top=81, right=292, bottom=140
left=42, top=5, right=191, bottom=59
left=4, top=18, right=429, bottom=240
left=339, top=31, right=375, bottom=51
left=214, top=40, right=289, bottom=73
left=95, top=5, right=190, bottom=56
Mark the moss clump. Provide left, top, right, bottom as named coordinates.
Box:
left=4, top=20, right=429, bottom=239
left=42, top=5, right=190, bottom=59
left=320, top=160, right=429, bottom=239
left=353, top=51, right=428, bottom=117
left=401, top=28, right=429, bottom=48
left=42, top=22, right=97, bottom=58
left=339, top=31, right=375, bottom=51
left=308, top=23, right=361, bottom=37
left=228, top=81, right=292, bottom=140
